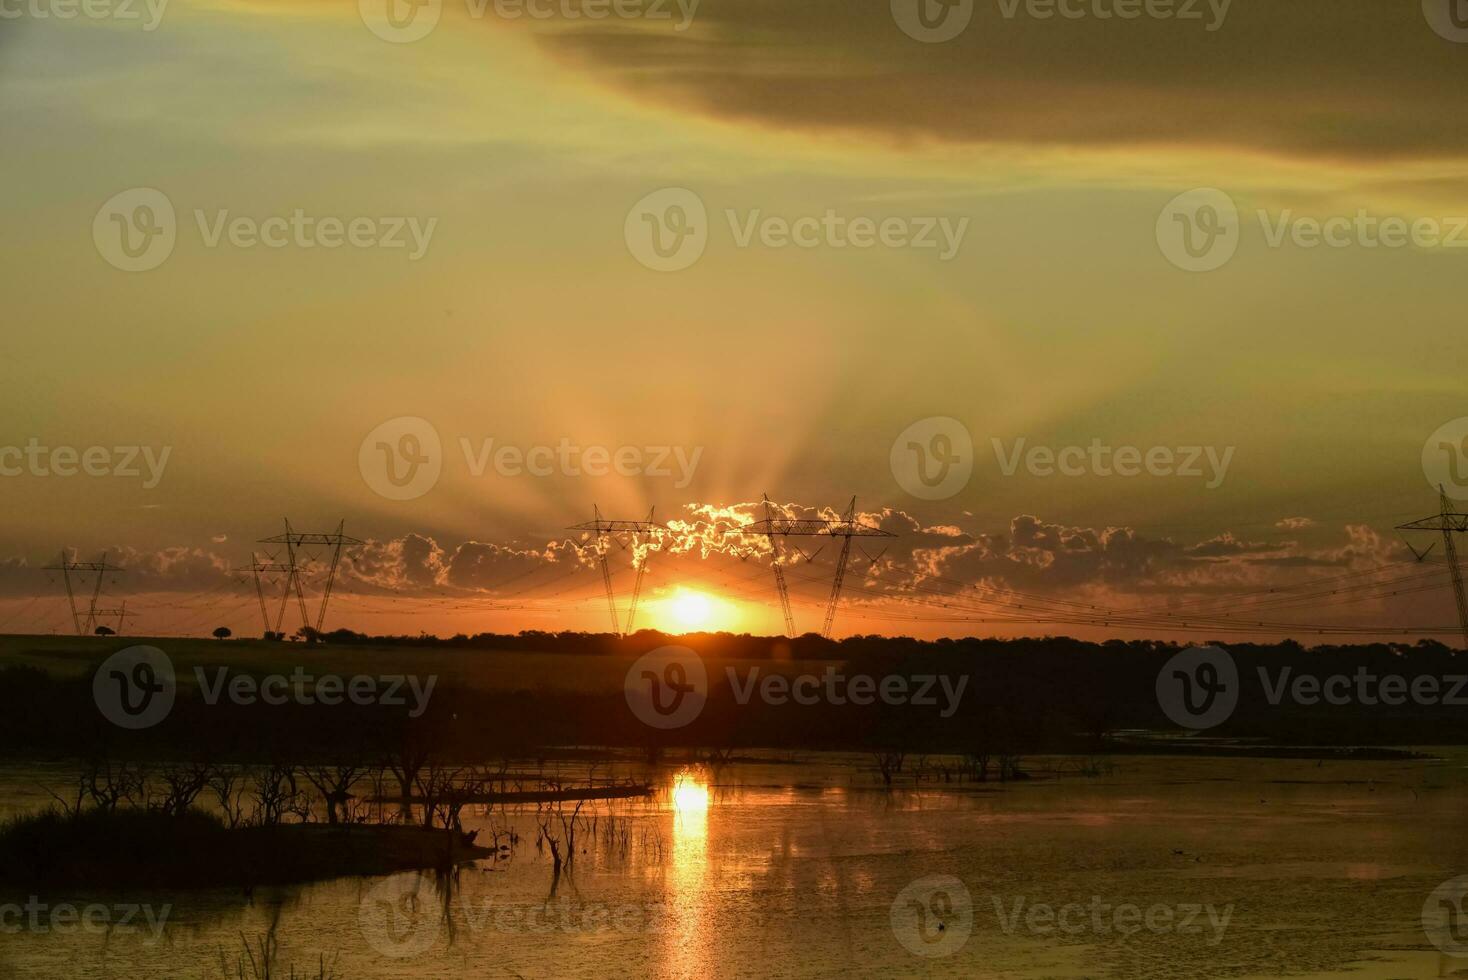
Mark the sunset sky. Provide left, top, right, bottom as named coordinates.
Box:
left=2, top=0, right=1466, bottom=638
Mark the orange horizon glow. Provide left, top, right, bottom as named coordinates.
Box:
left=643, top=586, right=744, bottom=635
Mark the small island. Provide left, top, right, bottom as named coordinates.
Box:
left=0, top=806, right=491, bottom=891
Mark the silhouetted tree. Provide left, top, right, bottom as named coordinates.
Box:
left=302, top=762, right=368, bottom=825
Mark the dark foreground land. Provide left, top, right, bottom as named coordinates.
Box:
left=0, top=807, right=488, bottom=890
left=3, top=630, right=1467, bottom=764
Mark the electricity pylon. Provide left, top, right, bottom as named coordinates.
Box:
left=567, top=506, right=667, bottom=637
left=758, top=494, right=797, bottom=637
left=626, top=507, right=660, bottom=635
left=44, top=551, right=124, bottom=635
left=256, top=520, right=362, bottom=637
left=242, top=554, right=299, bottom=637
left=741, top=496, right=894, bottom=639
left=1398, top=485, right=1468, bottom=649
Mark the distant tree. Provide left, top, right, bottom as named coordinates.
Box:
left=93, top=626, right=114, bottom=636
left=212, top=626, right=232, bottom=640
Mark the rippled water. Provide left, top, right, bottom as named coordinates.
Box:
left=3, top=751, right=1468, bottom=979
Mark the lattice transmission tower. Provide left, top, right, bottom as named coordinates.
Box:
left=567, top=506, right=667, bottom=637
left=1397, top=485, right=1468, bottom=649
left=250, top=519, right=362, bottom=638
left=742, top=496, right=894, bottom=638
left=44, top=551, right=126, bottom=635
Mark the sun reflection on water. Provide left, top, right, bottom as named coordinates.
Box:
left=666, top=769, right=710, bottom=977
left=672, top=774, right=711, bottom=817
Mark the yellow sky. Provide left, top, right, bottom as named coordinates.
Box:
left=2, top=1, right=1466, bottom=637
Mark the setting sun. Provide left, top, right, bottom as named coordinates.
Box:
left=648, top=587, right=739, bottom=634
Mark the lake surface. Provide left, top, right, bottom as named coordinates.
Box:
left=3, top=751, right=1468, bottom=979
